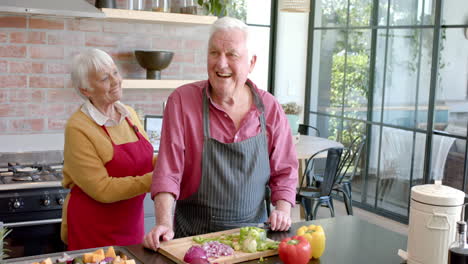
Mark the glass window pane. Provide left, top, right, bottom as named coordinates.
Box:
left=342, top=119, right=367, bottom=147
left=377, top=0, right=389, bottom=26
left=342, top=119, right=368, bottom=205
left=378, top=0, right=435, bottom=26
left=442, top=0, right=468, bottom=25
left=437, top=28, right=468, bottom=128
left=374, top=29, right=432, bottom=128
left=343, top=30, right=371, bottom=120
left=310, top=29, right=346, bottom=114
left=414, top=29, right=434, bottom=129
left=316, top=115, right=341, bottom=141
left=372, top=29, right=386, bottom=122
left=246, top=0, right=271, bottom=25
left=314, top=0, right=348, bottom=27
left=442, top=137, right=466, bottom=192
left=366, top=125, right=381, bottom=207
left=377, top=127, right=422, bottom=216
left=348, top=0, right=373, bottom=27
left=248, top=26, right=270, bottom=91
left=430, top=134, right=457, bottom=181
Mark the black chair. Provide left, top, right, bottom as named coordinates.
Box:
left=333, top=135, right=367, bottom=215
left=298, top=124, right=320, bottom=137
left=296, top=147, right=343, bottom=220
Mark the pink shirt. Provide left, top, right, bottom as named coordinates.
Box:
left=151, top=79, right=298, bottom=206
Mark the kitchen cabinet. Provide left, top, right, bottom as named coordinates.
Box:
left=100, top=8, right=217, bottom=25
left=122, top=79, right=200, bottom=89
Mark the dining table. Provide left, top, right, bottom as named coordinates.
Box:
left=125, top=216, right=407, bottom=264
left=295, top=135, right=344, bottom=160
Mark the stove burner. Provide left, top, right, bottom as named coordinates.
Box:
left=0, top=162, right=63, bottom=185
left=12, top=175, right=34, bottom=182
left=16, top=167, right=38, bottom=173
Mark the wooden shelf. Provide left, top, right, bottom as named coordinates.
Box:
left=122, top=79, right=199, bottom=89
left=101, top=8, right=217, bottom=25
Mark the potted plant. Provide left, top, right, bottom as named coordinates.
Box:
left=281, top=102, right=302, bottom=135
left=197, top=0, right=228, bottom=16
left=0, top=224, right=11, bottom=261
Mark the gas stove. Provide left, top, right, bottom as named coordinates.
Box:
left=0, top=163, right=63, bottom=190
left=0, top=151, right=68, bottom=257
left=0, top=162, right=67, bottom=220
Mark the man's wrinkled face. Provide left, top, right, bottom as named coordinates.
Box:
left=207, top=29, right=256, bottom=96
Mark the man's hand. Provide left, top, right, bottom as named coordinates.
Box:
left=268, top=200, right=292, bottom=231
left=143, top=224, right=174, bottom=251
left=143, top=192, right=176, bottom=251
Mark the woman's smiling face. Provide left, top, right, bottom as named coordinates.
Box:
left=82, top=63, right=122, bottom=106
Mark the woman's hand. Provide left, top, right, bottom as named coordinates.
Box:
left=143, top=224, right=174, bottom=251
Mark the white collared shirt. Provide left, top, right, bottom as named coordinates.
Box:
left=81, top=99, right=131, bottom=127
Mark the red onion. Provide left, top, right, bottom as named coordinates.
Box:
left=184, top=246, right=209, bottom=264
left=202, top=241, right=234, bottom=258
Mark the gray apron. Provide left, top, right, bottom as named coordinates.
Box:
left=174, top=85, right=271, bottom=237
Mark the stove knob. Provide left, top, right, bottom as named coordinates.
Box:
left=12, top=199, right=21, bottom=209
left=57, top=197, right=64, bottom=205
left=42, top=197, right=51, bottom=207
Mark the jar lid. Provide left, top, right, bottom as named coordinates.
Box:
left=411, top=181, right=466, bottom=206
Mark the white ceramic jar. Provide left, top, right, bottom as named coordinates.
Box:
left=407, top=181, right=466, bottom=264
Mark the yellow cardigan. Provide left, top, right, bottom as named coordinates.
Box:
left=61, top=105, right=156, bottom=244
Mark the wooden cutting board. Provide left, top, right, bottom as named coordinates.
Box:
left=158, top=228, right=279, bottom=264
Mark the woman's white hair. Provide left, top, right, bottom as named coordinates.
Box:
left=209, top=16, right=254, bottom=59
left=70, top=48, right=115, bottom=98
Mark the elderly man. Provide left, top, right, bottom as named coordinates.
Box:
left=144, top=16, right=298, bottom=250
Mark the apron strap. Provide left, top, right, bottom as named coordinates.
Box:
left=124, top=116, right=140, bottom=134
left=203, top=88, right=211, bottom=139
left=101, top=116, right=139, bottom=145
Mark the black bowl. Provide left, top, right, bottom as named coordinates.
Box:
left=134, top=50, right=174, bottom=79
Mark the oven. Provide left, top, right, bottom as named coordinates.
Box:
left=0, top=162, right=69, bottom=259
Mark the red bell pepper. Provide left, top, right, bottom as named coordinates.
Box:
left=278, top=235, right=312, bottom=264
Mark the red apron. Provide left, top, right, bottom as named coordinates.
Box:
left=67, top=117, right=154, bottom=250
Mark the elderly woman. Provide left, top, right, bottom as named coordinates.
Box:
left=61, top=48, right=154, bottom=250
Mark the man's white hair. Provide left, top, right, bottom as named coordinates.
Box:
left=70, top=48, right=115, bottom=98
left=209, top=16, right=255, bottom=59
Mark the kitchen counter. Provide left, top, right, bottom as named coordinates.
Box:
left=6, top=216, right=407, bottom=264
left=127, top=216, right=407, bottom=264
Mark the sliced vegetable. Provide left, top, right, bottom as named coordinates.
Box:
left=296, top=224, right=326, bottom=258
left=202, top=241, right=234, bottom=258
left=278, top=236, right=312, bottom=264
left=72, top=257, right=84, bottom=264
left=242, top=237, right=257, bottom=253
left=183, top=246, right=208, bottom=264
left=192, top=226, right=279, bottom=254
left=239, top=227, right=266, bottom=243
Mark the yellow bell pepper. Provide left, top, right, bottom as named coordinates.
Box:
left=296, top=224, right=326, bottom=259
